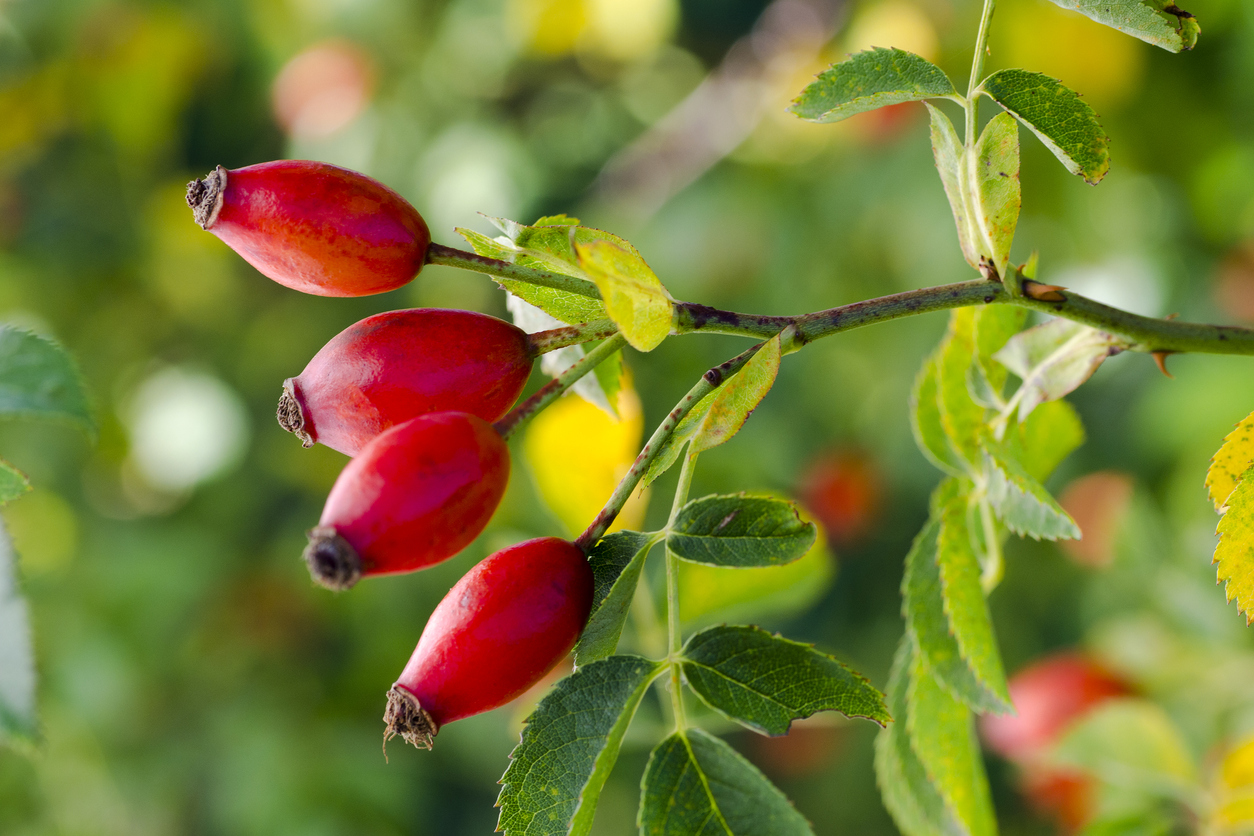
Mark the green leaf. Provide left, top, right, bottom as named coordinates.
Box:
left=498, top=656, right=663, bottom=836
left=790, top=48, right=957, bottom=124
left=911, top=354, right=966, bottom=477
left=908, top=649, right=997, bottom=836
left=973, top=304, right=1028, bottom=396
left=932, top=480, right=1011, bottom=712
left=982, top=435, right=1081, bottom=540
left=981, top=70, right=1110, bottom=185
left=458, top=227, right=607, bottom=325
left=681, top=625, right=889, bottom=736
left=0, top=460, right=30, bottom=504
left=937, top=310, right=985, bottom=469
left=1012, top=399, right=1085, bottom=483
left=0, top=327, right=93, bottom=431
left=1214, top=464, right=1254, bottom=624
left=576, top=241, right=672, bottom=352
left=644, top=335, right=782, bottom=486
left=639, top=728, right=813, bottom=836
left=971, top=112, right=1021, bottom=276
left=575, top=532, right=659, bottom=666
left=1038, top=0, right=1198, bottom=52
left=668, top=494, right=817, bottom=568
left=678, top=530, right=834, bottom=628
left=1207, top=412, right=1254, bottom=512
left=994, top=318, right=1124, bottom=421
left=1049, top=699, right=1196, bottom=793
left=874, top=635, right=964, bottom=836
left=0, top=520, right=36, bottom=742
left=902, top=497, right=1011, bottom=715
left=927, top=103, right=980, bottom=270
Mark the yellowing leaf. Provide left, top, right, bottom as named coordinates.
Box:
left=576, top=240, right=673, bottom=352
left=1214, top=735, right=1254, bottom=829
left=1214, top=464, right=1254, bottom=625
left=1208, top=412, right=1254, bottom=512
left=691, top=334, right=782, bottom=453
left=524, top=385, right=649, bottom=536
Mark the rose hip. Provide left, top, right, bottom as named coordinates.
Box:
left=186, top=160, right=430, bottom=297
left=383, top=537, right=592, bottom=750
left=303, top=412, right=509, bottom=590
left=279, top=309, right=533, bottom=456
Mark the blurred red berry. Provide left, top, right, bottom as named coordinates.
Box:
left=1058, top=471, right=1134, bottom=568
left=798, top=449, right=881, bottom=547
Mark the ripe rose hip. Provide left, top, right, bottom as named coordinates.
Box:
left=186, top=160, right=430, bottom=296
left=981, top=653, right=1132, bottom=833
left=304, top=412, right=509, bottom=590
left=383, top=537, right=593, bottom=750
left=279, top=309, right=533, bottom=456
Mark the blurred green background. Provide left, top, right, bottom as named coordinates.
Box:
left=2, top=0, right=1254, bottom=832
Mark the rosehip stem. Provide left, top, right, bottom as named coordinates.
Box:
left=576, top=341, right=766, bottom=551
left=526, top=319, right=620, bottom=355
left=425, top=243, right=602, bottom=301
left=493, top=333, right=628, bottom=440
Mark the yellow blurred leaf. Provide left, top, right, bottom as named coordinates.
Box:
left=1208, top=412, right=1254, bottom=512
left=1212, top=735, right=1254, bottom=830
left=524, top=384, right=648, bottom=537
left=576, top=240, right=673, bottom=352
left=1214, top=465, right=1254, bottom=625
left=507, top=0, right=589, bottom=56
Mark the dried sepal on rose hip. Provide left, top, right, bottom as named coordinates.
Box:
left=279, top=308, right=534, bottom=456
left=186, top=160, right=430, bottom=297
left=383, top=537, right=593, bottom=750
left=304, top=411, right=509, bottom=590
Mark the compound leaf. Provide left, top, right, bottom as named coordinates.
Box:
left=680, top=625, right=889, bottom=736
left=791, top=48, right=956, bottom=123
left=1012, top=399, right=1085, bottom=483
left=972, top=112, right=1021, bottom=276
left=1215, top=464, right=1254, bottom=624
left=994, top=318, right=1123, bottom=421
left=1208, top=412, right=1254, bottom=512
left=458, top=227, right=606, bottom=324
left=903, top=498, right=1012, bottom=715
left=575, top=532, right=659, bottom=666
left=907, top=651, right=997, bottom=836
left=937, top=310, right=985, bottom=469
left=0, top=521, right=35, bottom=741
left=983, top=435, right=1081, bottom=540
left=981, top=70, right=1110, bottom=185
left=911, top=354, right=966, bottom=476
left=1039, top=0, right=1198, bottom=52
left=668, top=494, right=816, bottom=568
left=639, top=728, right=813, bottom=836
left=576, top=241, right=672, bottom=352
left=498, top=656, right=663, bottom=836
left=0, top=327, right=93, bottom=432
left=874, top=635, right=964, bottom=836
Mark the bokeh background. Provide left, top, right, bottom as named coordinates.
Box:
left=2, top=0, right=1254, bottom=832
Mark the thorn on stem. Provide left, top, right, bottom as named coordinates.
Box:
left=1023, top=280, right=1067, bottom=302
left=1151, top=351, right=1175, bottom=378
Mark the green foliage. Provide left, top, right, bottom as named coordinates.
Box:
left=498, top=656, right=664, bottom=836
left=639, top=728, right=813, bottom=836
left=643, top=335, right=782, bottom=486
left=679, top=625, right=889, bottom=736
left=0, top=461, right=30, bottom=504
left=1040, top=0, right=1198, bottom=52
left=994, top=318, right=1125, bottom=421
left=576, top=531, right=660, bottom=666
left=0, top=522, right=35, bottom=742
left=1013, top=399, right=1086, bottom=482
left=980, top=70, right=1111, bottom=185
left=911, top=355, right=966, bottom=476
left=927, top=104, right=980, bottom=271
left=971, top=113, right=1021, bottom=276
left=0, top=327, right=93, bottom=432
left=667, top=494, right=817, bottom=567
left=791, top=48, right=956, bottom=124
left=982, top=435, right=1081, bottom=540
left=576, top=240, right=673, bottom=352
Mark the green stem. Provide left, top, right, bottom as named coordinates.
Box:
left=526, top=319, right=619, bottom=355
left=967, top=0, right=996, bottom=102
left=426, top=242, right=602, bottom=301
left=574, top=342, right=765, bottom=551
left=673, top=281, right=1254, bottom=356
left=493, top=333, right=626, bottom=440
left=665, top=451, right=698, bottom=730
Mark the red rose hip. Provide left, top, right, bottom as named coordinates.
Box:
left=304, top=412, right=509, bottom=590
left=279, top=308, right=533, bottom=456
left=383, top=537, right=593, bottom=750
left=186, top=160, right=430, bottom=296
